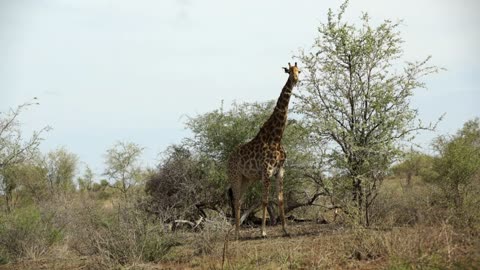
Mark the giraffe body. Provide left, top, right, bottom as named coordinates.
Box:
left=227, top=62, right=300, bottom=239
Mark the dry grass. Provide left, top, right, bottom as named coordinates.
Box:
left=214, top=223, right=479, bottom=270
left=1, top=177, right=479, bottom=269
left=0, top=221, right=478, bottom=269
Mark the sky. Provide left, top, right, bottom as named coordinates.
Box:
left=1, top=0, right=479, bottom=177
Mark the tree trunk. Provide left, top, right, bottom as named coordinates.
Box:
left=452, top=183, right=463, bottom=209
left=364, top=199, right=370, bottom=227
left=5, top=194, right=11, bottom=213
left=406, top=172, right=412, bottom=189
left=352, top=178, right=363, bottom=209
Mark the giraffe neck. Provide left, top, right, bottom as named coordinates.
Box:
left=255, top=76, right=296, bottom=144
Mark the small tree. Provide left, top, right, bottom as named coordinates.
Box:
left=185, top=101, right=274, bottom=162
left=185, top=101, right=324, bottom=223
left=1, top=155, right=48, bottom=211
left=0, top=100, right=50, bottom=170
left=145, top=145, right=223, bottom=222
left=392, top=150, right=433, bottom=189
left=45, top=147, right=78, bottom=194
left=77, top=165, right=94, bottom=192
left=295, top=1, right=441, bottom=225
left=0, top=100, right=50, bottom=212
left=103, top=142, right=144, bottom=199
left=426, top=118, right=480, bottom=209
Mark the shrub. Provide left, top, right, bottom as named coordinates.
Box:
left=0, top=205, right=63, bottom=263
left=190, top=214, right=230, bottom=256
left=419, top=118, right=480, bottom=230
left=369, top=178, right=438, bottom=227
left=67, top=198, right=178, bottom=268
left=340, top=225, right=461, bottom=268
left=145, top=145, right=225, bottom=223
left=425, top=118, right=480, bottom=210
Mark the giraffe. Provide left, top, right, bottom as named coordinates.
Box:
left=227, top=62, right=300, bottom=239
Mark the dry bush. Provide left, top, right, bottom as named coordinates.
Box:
left=368, top=178, right=444, bottom=227
left=448, top=175, right=480, bottom=231
left=64, top=194, right=106, bottom=256
left=65, top=196, right=179, bottom=268
left=190, top=214, right=231, bottom=256
left=337, top=224, right=473, bottom=269
left=216, top=223, right=476, bottom=269
left=145, top=146, right=226, bottom=225
left=369, top=176, right=480, bottom=236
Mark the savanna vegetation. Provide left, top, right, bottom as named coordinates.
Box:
left=1, top=3, right=479, bottom=269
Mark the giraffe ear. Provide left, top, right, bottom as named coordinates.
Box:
left=283, top=67, right=289, bottom=73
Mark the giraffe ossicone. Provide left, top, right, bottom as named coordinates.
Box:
left=227, top=62, right=300, bottom=239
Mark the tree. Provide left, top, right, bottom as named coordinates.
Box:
left=103, top=141, right=144, bottom=199
left=145, top=145, right=223, bottom=223
left=1, top=146, right=78, bottom=211
left=184, top=101, right=325, bottom=224
left=295, top=1, right=441, bottom=225
left=392, top=150, right=433, bottom=189
left=0, top=100, right=50, bottom=211
left=45, top=147, right=79, bottom=194
left=0, top=157, right=48, bottom=211
left=0, top=100, right=50, bottom=169
left=426, top=118, right=480, bottom=209
left=185, top=101, right=274, bottom=162
left=77, top=165, right=94, bottom=192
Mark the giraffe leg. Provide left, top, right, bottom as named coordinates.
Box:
left=230, top=176, right=248, bottom=240
left=261, top=173, right=270, bottom=238
left=234, top=195, right=241, bottom=240
left=228, top=173, right=241, bottom=240
left=276, top=167, right=289, bottom=236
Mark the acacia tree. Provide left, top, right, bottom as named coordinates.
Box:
left=0, top=99, right=50, bottom=169
left=295, top=2, right=441, bottom=225
left=0, top=99, right=50, bottom=212
left=392, top=150, right=433, bottom=189
left=77, top=165, right=95, bottom=192
left=45, top=147, right=79, bottom=194
left=0, top=155, right=48, bottom=211
left=426, top=118, right=480, bottom=209
left=104, top=141, right=144, bottom=199
left=145, top=145, right=224, bottom=223
left=184, top=101, right=324, bottom=224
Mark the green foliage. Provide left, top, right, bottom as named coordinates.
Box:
left=103, top=141, right=144, bottom=198
left=89, top=179, right=112, bottom=200
left=0, top=100, right=49, bottom=212
left=0, top=100, right=50, bottom=170
left=77, top=165, right=94, bottom=192
left=0, top=156, right=48, bottom=212
left=0, top=147, right=78, bottom=212
left=183, top=101, right=277, bottom=210
left=45, top=147, right=79, bottom=193
left=391, top=151, right=434, bottom=187
left=425, top=118, right=480, bottom=211
left=182, top=101, right=319, bottom=217
left=185, top=100, right=274, bottom=162
left=0, top=205, right=63, bottom=262
left=295, top=0, right=441, bottom=225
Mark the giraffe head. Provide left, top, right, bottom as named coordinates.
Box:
left=282, top=62, right=301, bottom=83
